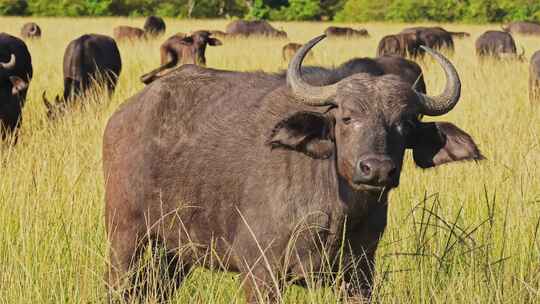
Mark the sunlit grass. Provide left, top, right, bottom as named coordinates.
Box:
left=0, top=17, right=539, bottom=303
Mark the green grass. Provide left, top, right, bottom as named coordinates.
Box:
left=0, top=17, right=539, bottom=303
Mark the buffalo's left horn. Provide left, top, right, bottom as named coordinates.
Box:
left=0, top=54, right=16, bottom=70
left=415, top=46, right=461, bottom=116
left=287, top=35, right=337, bottom=106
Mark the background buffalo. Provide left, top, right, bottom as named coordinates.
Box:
left=43, top=34, right=122, bottom=118
left=225, top=20, right=287, bottom=38
left=503, top=21, right=540, bottom=35
left=475, top=30, right=524, bottom=60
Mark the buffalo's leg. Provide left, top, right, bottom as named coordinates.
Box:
left=241, top=267, right=283, bottom=304
left=152, top=249, right=191, bottom=302
left=343, top=203, right=388, bottom=303
left=106, top=222, right=146, bottom=303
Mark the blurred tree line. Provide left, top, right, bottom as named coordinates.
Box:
left=1, top=0, right=539, bottom=22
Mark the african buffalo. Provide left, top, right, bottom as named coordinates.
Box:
left=225, top=20, right=287, bottom=38
left=0, top=33, right=32, bottom=141
left=113, top=26, right=145, bottom=41
left=143, top=16, right=166, bottom=37
left=282, top=42, right=315, bottom=62
left=377, top=32, right=424, bottom=58
left=140, top=31, right=222, bottom=84
left=324, top=26, right=369, bottom=38
left=530, top=50, right=540, bottom=103
left=475, top=31, right=524, bottom=60
left=401, top=26, right=454, bottom=52
left=104, top=35, right=482, bottom=303
left=20, top=22, right=41, bottom=39
left=43, top=34, right=121, bottom=118
left=503, top=21, right=540, bottom=36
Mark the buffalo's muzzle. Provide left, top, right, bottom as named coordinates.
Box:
left=353, top=156, right=398, bottom=188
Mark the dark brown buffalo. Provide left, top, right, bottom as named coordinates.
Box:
left=20, top=22, right=41, bottom=39
left=282, top=42, right=315, bottom=62
left=225, top=20, right=287, bottom=38
left=401, top=26, right=454, bottom=52
left=0, top=33, right=32, bottom=141
left=503, top=21, right=540, bottom=35
left=143, top=16, right=166, bottom=37
left=324, top=26, right=369, bottom=38
left=377, top=32, right=424, bottom=58
left=43, top=34, right=122, bottom=118
left=103, top=35, right=482, bottom=303
left=475, top=31, right=524, bottom=60
left=113, top=26, right=145, bottom=41
left=140, top=31, right=222, bottom=84
left=530, top=50, right=540, bottom=103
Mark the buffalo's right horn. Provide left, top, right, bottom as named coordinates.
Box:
left=414, top=46, right=461, bottom=116
left=0, top=54, right=16, bottom=70
left=287, top=35, right=337, bottom=106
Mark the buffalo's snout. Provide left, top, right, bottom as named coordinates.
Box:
left=353, top=156, right=398, bottom=188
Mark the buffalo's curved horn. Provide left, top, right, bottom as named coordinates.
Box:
left=0, top=54, right=16, bottom=70
left=415, top=46, right=461, bottom=116
left=520, top=46, right=525, bottom=58
left=140, top=60, right=177, bottom=84
left=287, top=35, right=337, bottom=106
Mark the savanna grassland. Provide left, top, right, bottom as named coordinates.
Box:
left=0, top=17, right=539, bottom=303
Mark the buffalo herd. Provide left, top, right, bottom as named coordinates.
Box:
left=1, top=16, right=540, bottom=303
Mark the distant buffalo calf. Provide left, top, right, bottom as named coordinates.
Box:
left=530, top=50, right=540, bottom=103
left=21, top=22, right=41, bottom=39
left=141, top=31, right=222, bottom=84
left=282, top=42, right=314, bottom=62
left=325, top=26, right=369, bottom=38
left=43, top=34, right=122, bottom=118
left=503, top=21, right=540, bottom=35
left=475, top=31, right=524, bottom=60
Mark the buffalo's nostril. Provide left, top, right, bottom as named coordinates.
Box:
left=354, top=157, right=397, bottom=187
left=360, top=162, right=371, bottom=175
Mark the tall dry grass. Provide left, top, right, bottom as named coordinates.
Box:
left=0, top=17, right=539, bottom=303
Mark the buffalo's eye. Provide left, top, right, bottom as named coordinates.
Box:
left=342, top=117, right=352, bottom=125
left=395, top=119, right=415, bottom=135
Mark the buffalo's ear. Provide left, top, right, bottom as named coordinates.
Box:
left=9, top=76, right=28, bottom=95
left=208, top=38, right=222, bottom=46
left=268, top=111, right=335, bottom=159
left=408, top=122, right=484, bottom=168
